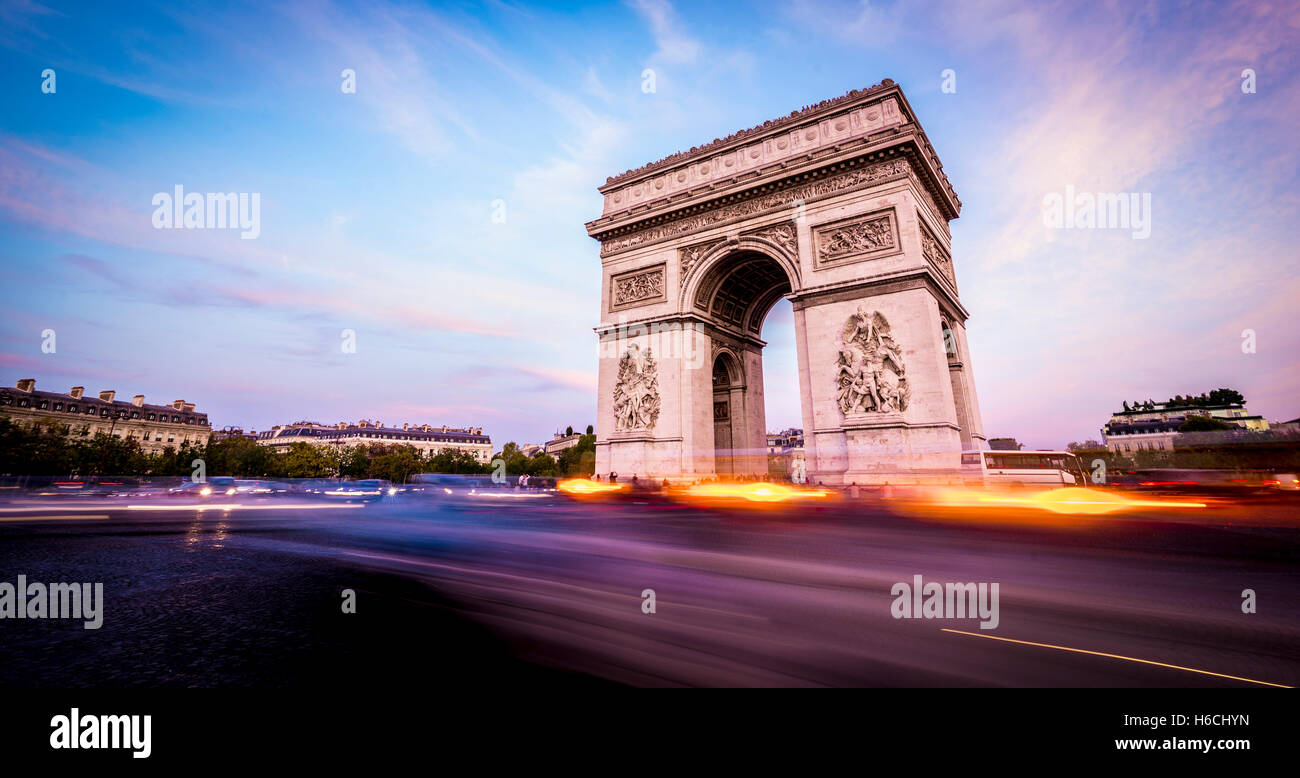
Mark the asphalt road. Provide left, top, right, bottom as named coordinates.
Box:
left=1, top=490, right=1297, bottom=688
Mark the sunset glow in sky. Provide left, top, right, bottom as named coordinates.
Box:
left=1, top=0, right=1297, bottom=448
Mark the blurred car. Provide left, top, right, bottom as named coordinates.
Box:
left=408, top=473, right=507, bottom=497
left=234, top=479, right=294, bottom=495
left=33, top=479, right=142, bottom=497
left=320, top=479, right=393, bottom=501
left=518, top=476, right=558, bottom=490
left=108, top=481, right=172, bottom=499
left=295, top=478, right=339, bottom=496
left=168, top=476, right=238, bottom=498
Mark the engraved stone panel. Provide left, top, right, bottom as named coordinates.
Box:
left=813, top=209, right=899, bottom=265
left=610, top=264, right=666, bottom=311
left=741, top=221, right=798, bottom=257
left=918, top=217, right=955, bottom=285
left=678, top=239, right=724, bottom=290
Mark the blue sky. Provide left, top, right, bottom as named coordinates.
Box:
left=1, top=0, right=1297, bottom=449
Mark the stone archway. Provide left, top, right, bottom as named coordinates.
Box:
left=711, top=351, right=739, bottom=475
left=689, top=247, right=796, bottom=476
left=588, top=79, right=987, bottom=483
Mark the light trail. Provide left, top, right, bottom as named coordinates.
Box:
left=941, top=628, right=1292, bottom=688
left=0, top=514, right=110, bottom=522
left=684, top=481, right=831, bottom=503
left=0, top=505, right=131, bottom=513
left=123, top=503, right=363, bottom=511
left=558, top=478, right=627, bottom=495
left=928, top=486, right=1207, bottom=515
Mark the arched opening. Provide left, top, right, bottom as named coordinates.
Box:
left=693, top=249, right=795, bottom=477
left=712, top=352, right=739, bottom=475
left=691, top=250, right=794, bottom=337
left=762, top=296, right=802, bottom=481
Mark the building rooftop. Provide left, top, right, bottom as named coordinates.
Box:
left=261, top=421, right=489, bottom=443
left=1, top=379, right=209, bottom=426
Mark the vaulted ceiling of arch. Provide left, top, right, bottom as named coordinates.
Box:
left=694, top=253, right=791, bottom=335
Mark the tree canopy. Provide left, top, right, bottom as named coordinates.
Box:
left=0, top=418, right=497, bottom=481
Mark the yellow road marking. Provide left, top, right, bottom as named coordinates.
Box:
left=941, top=628, right=1291, bottom=688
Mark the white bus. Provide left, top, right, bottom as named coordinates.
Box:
left=961, top=450, right=1088, bottom=486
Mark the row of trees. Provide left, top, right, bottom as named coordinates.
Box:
left=496, top=435, right=597, bottom=479
left=1067, top=429, right=1300, bottom=471
left=0, top=417, right=599, bottom=481
left=1122, top=388, right=1246, bottom=412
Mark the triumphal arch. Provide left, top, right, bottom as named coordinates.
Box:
left=586, top=79, right=986, bottom=484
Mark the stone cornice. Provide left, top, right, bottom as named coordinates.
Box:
left=603, top=80, right=900, bottom=188
left=589, top=146, right=953, bottom=257
left=789, top=267, right=971, bottom=322
left=594, top=312, right=770, bottom=350
left=589, top=81, right=960, bottom=233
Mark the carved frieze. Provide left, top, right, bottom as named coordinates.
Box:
left=610, top=264, right=666, bottom=311
left=613, top=344, right=661, bottom=432
left=713, top=401, right=730, bottom=422
left=835, top=307, right=910, bottom=416
left=599, top=158, right=911, bottom=257
left=910, top=170, right=949, bottom=237
left=813, top=209, right=899, bottom=266
left=741, top=221, right=798, bottom=257
left=918, top=217, right=954, bottom=285
left=678, top=239, right=724, bottom=289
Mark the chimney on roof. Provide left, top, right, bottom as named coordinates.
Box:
left=69, top=386, right=84, bottom=399
left=376, top=421, right=383, bottom=429
left=15, top=378, right=35, bottom=392
left=132, top=394, right=145, bottom=407
left=172, top=400, right=184, bottom=410
left=182, top=402, right=195, bottom=412
left=99, top=390, right=116, bottom=403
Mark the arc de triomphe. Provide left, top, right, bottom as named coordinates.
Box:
left=586, top=79, right=986, bottom=484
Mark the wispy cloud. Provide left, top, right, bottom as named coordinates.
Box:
left=628, top=0, right=701, bottom=64
left=1, top=0, right=1295, bottom=448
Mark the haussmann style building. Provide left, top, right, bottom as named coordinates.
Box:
left=1100, top=397, right=1268, bottom=454
left=0, top=378, right=212, bottom=454
left=256, top=420, right=493, bottom=463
